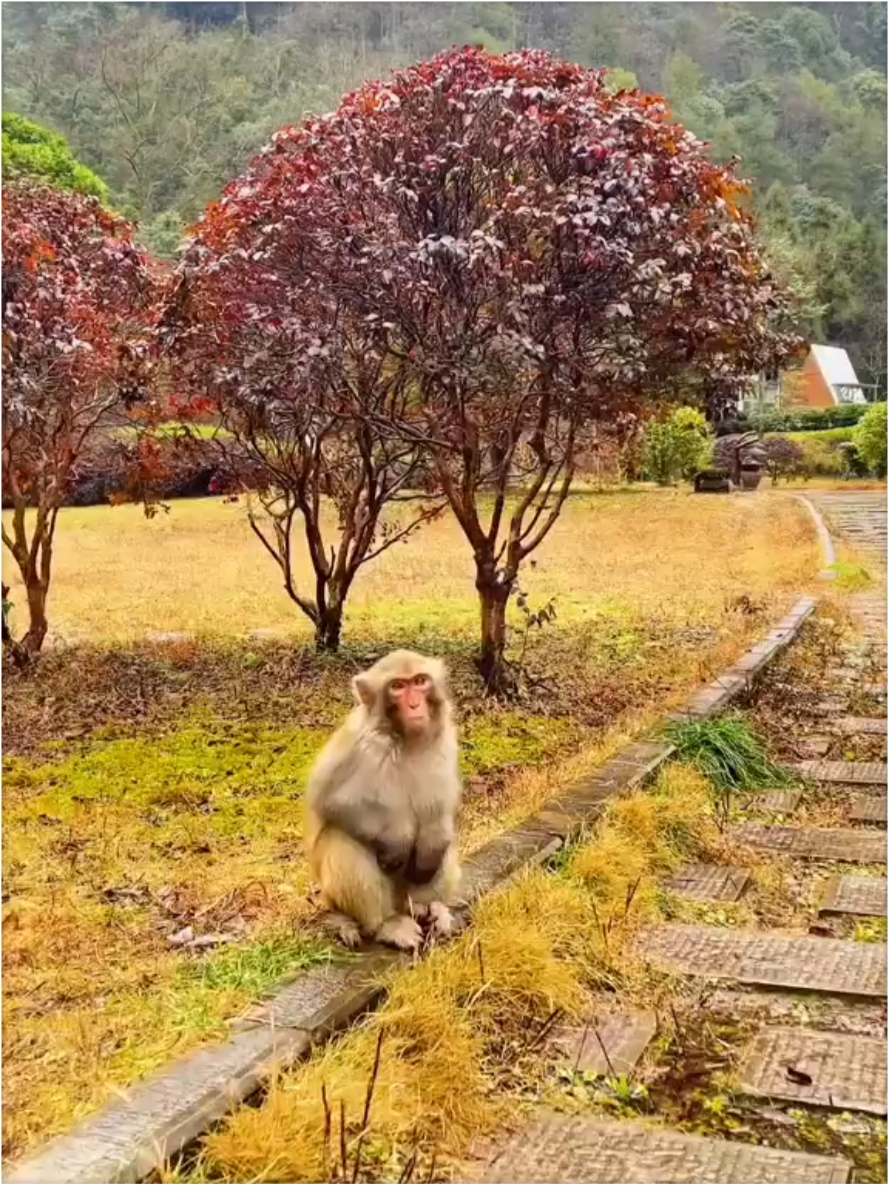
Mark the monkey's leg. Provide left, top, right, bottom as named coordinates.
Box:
left=405, top=846, right=461, bottom=938
left=314, top=828, right=422, bottom=951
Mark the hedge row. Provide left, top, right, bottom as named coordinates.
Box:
left=1, top=435, right=224, bottom=510
left=746, top=403, right=877, bottom=433
left=765, top=428, right=868, bottom=478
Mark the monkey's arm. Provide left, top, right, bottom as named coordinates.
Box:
left=309, top=760, right=415, bottom=871
left=408, top=801, right=458, bottom=885
left=318, top=788, right=400, bottom=847
left=406, top=741, right=461, bottom=884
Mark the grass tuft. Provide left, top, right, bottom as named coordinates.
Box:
left=827, top=559, right=873, bottom=590
left=664, top=715, right=794, bottom=825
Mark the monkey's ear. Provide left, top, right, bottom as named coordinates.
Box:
left=352, top=674, right=375, bottom=707
left=428, top=657, right=447, bottom=693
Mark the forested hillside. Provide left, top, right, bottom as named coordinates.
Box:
left=3, top=1, right=886, bottom=384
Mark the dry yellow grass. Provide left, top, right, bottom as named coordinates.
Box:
left=3, top=487, right=819, bottom=643
left=191, top=764, right=722, bottom=1184
left=2, top=487, right=820, bottom=1162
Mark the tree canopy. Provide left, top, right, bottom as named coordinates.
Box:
left=2, top=182, right=155, bottom=655
left=162, top=46, right=798, bottom=689
left=4, top=2, right=884, bottom=386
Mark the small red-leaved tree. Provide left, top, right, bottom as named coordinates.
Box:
left=157, top=156, right=443, bottom=651
left=201, top=49, right=798, bottom=691
left=2, top=183, right=156, bottom=658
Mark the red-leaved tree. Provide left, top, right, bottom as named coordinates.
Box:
left=2, top=183, right=156, bottom=658
left=163, top=48, right=801, bottom=690
left=156, top=153, right=443, bottom=651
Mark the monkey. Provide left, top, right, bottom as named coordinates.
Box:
left=305, top=649, right=461, bottom=951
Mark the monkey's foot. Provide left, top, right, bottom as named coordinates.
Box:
left=375, top=914, right=423, bottom=951
left=425, top=901, right=453, bottom=938
left=322, top=911, right=362, bottom=949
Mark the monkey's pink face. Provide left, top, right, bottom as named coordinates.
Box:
left=387, top=673, right=434, bottom=734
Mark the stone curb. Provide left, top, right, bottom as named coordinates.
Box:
left=794, top=493, right=838, bottom=579
left=5, top=596, right=819, bottom=1184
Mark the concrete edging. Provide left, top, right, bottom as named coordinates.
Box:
left=794, top=493, right=838, bottom=578
left=5, top=597, right=818, bottom=1185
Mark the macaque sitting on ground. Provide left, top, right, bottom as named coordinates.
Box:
left=305, top=650, right=461, bottom=950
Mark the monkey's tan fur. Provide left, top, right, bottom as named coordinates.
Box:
left=306, top=650, right=461, bottom=950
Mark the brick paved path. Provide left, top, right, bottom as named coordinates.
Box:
left=807, top=490, right=887, bottom=567
left=474, top=492, right=887, bottom=1184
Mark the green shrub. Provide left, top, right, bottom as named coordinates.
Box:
left=854, top=402, right=888, bottom=477
left=785, top=427, right=856, bottom=446
left=642, top=406, right=714, bottom=485
left=2, top=113, right=109, bottom=201
left=770, top=428, right=858, bottom=478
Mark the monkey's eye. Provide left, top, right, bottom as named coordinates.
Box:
left=412, top=674, right=431, bottom=688
left=389, top=679, right=407, bottom=694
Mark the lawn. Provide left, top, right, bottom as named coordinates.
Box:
left=2, top=487, right=820, bottom=1160
left=4, top=487, right=817, bottom=643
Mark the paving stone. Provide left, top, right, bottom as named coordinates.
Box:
left=794, top=760, right=887, bottom=785
left=676, top=676, right=746, bottom=719
left=639, top=924, right=887, bottom=998
left=478, top=1112, right=850, bottom=1183
left=549, top=1011, right=658, bottom=1077
left=816, top=697, right=850, bottom=714
left=849, top=795, right=888, bottom=826
left=747, top=788, right=802, bottom=814
left=819, top=875, right=888, bottom=918
left=538, top=741, right=674, bottom=834
left=523, top=803, right=575, bottom=839
left=831, top=717, right=887, bottom=736
left=673, top=601, right=815, bottom=724
left=4, top=1026, right=310, bottom=1184
left=666, top=863, right=750, bottom=902
left=731, top=824, right=886, bottom=863
left=738, top=1026, right=886, bottom=1115
left=796, top=736, right=832, bottom=759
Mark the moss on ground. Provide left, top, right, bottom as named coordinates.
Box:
left=2, top=699, right=587, bottom=1161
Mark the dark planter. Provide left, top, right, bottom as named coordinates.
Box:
left=694, top=469, right=731, bottom=494
left=739, top=466, right=763, bottom=491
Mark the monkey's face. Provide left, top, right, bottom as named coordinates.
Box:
left=386, top=672, right=435, bottom=736
left=353, top=650, right=447, bottom=742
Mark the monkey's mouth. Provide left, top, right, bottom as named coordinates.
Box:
left=399, top=709, right=431, bottom=733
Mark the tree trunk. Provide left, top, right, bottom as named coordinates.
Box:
left=314, top=600, right=344, bottom=652
left=475, top=570, right=513, bottom=695
left=22, top=571, right=48, bottom=655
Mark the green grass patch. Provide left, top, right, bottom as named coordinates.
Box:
left=113, top=421, right=231, bottom=441
left=784, top=427, right=856, bottom=446
left=854, top=917, right=888, bottom=944
left=827, top=559, right=873, bottom=589
left=4, top=722, right=325, bottom=816
left=663, top=715, right=794, bottom=824
left=461, top=713, right=580, bottom=777
left=182, top=932, right=333, bottom=995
